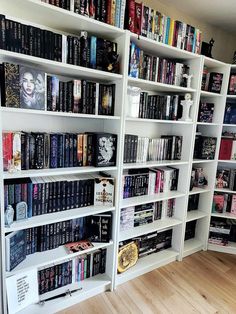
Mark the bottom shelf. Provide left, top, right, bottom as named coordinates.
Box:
left=183, top=238, right=204, bottom=258
left=17, top=274, right=111, bottom=314
left=116, top=248, right=179, bottom=286
left=208, top=242, right=236, bottom=255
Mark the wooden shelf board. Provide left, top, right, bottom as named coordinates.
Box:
left=183, top=238, right=203, bottom=258
left=186, top=210, right=208, bottom=222
left=6, top=241, right=113, bottom=277
left=3, top=166, right=117, bottom=179
left=5, top=206, right=115, bottom=233
left=123, top=160, right=188, bottom=170
left=119, top=218, right=182, bottom=242
left=121, top=191, right=185, bottom=208
left=116, top=248, right=178, bottom=285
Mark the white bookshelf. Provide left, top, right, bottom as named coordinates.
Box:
left=0, top=1, right=235, bottom=312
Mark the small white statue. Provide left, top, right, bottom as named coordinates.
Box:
left=183, top=74, right=193, bottom=89
left=179, top=93, right=193, bottom=122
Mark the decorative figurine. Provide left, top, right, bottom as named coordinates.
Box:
left=183, top=73, right=193, bottom=89
left=5, top=205, right=14, bottom=227
left=16, top=201, right=28, bottom=221
left=201, top=38, right=215, bottom=58
left=179, top=93, right=193, bottom=122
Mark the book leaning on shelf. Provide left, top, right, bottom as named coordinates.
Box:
left=122, top=167, right=179, bottom=199
left=2, top=131, right=117, bottom=171
left=0, top=62, right=116, bottom=115
left=219, top=132, right=236, bottom=160
left=216, top=167, right=236, bottom=191
left=129, top=41, right=191, bottom=87
left=124, top=0, right=201, bottom=54
left=5, top=213, right=112, bottom=271
left=212, top=192, right=236, bottom=215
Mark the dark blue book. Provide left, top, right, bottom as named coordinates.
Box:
left=50, top=133, right=58, bottom=168
left=5, top=230, right=26, bottom=271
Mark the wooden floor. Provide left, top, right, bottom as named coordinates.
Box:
left=58, top=251, right=236, bottom=314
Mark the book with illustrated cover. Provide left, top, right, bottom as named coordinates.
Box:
left=224, top=102, right=236, bottom=124
left=5, top=230, right=26, bottom=271
left=64, top=240, right=94, bottom=253
left=198, top=102, right=214, bottom=123
left=94, top=133, right=117, bottom=167
left=1, top=63, right=20, bottom=108
left=216, top=168, right=230, bottom=189
left=129, top=42, right=140, bottom=78
left=212, top=194, right=224, bottom=213
left=94, top=176, right=115, bottom=206
left=208, top=72, right=223, bottom=94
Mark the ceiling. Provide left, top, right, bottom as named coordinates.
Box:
left=161, top=0, right=236, bottom=34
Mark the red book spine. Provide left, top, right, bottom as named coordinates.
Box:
left=219, top=138, right=233, bottom=160
left=106, top=0, right=112, bottom=25
left=128, top=0, right=135, bottom=33
left=3, top=132, right=13, bottom=171
left=134, top=2, right=142, bottom=35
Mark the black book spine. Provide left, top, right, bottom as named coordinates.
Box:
left=0, top=15, right=6, bottom=50
left=50, top=134, right=58, bottom=168
left=29, top=133, right=36, bottom=169
left=67, top=36, right=73, bottom=64
left=82, top=80, right=87, bottom=113
left=67, top=81, right=73, bottom=113
left=57, top=134, right=64, bottom=168
left=35, top=134, right=45, bottom=169
left=80, top=31, right=88, bottom=67
left=69, top=134, right=74, bottom=167
left=64, top=134, right=70, bottom=168
left=73, top=134, right=77, bottom=167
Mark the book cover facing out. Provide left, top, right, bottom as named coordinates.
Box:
left=94, top=133, right=117, bottom=167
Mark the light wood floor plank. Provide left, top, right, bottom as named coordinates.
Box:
left=58, top=251, right=236, bottom=314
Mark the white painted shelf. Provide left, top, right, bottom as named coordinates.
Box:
left=123, top=160, right=188, bottom=170
left=211, top=212, right=236, bottom=220
left=17, top=274, right=111, bottom=314
left=208, top=242, right=236, bottom=255
left=188, top=187, right=211, bottom=195
left=218, top=160, right=236, bottom=164
left=183, top=238, right=204, bottom=258
left=3, top=166, right=117, bottom=179
left=121, top=191, right=185, bottom=208
left=0, top=50, right=123, bottom=82
left=200, top=90, right=223, bottom=97
left=128, top=77, right=197, bottom=93
left=1, top=107, right=121, bottom=120
left=116, top=248, right=178, bottom=286
left=1, top=0, right=124, bottom=39
left=119, top=218, right=182, bottom=241
left=5, top=206, right=115, bottom=233
left=196, top=122, right=220, bottom=126
left=186, top=210, right=207, bottom=222
left=226, top=95, right=236, bottom=99
left=214, top=188, right=236, bottom=194
left=7, top=241, right=113, bottom=277
left=126, top=117, right=193, bottom=125
left=222, top=123, right=236, bottom=127
left=192, top=159, right=215, bottom=164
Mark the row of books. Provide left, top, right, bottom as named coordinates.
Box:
left=123, top=167, right=179, bottom=199
left=4, top=175, right=114, bottom=220
left=124, top=134, right=182, bottom=163
left=228, top=74, right=236, bottom=95
left=0, top=16, right=119, bottom=73
left=201, top=68, right=223, bottom=94
left=185, top=221, right=196, bottom=241
left=212, top=193, right=236, bottom=215
left=198, top=102, right=214, bottom=123
left=187, top=194, right=199, bottom=211
left=41, top=0, right=71, bottom=10
left=6, top=213, right=111, bottom=271
left=125, top=0, right=201, bottom=53
left=0, top=15, right=62, bottom=61
left=194, top=135, right=217, bottom=160
left=216, top=168, right=236, bottom=191
left=66, top=32, right=118, bottom=72
left=74, top=0, right=125, bottom=28
left=127, top=89, right=181, bottom=120
left=209, top=218, right=236, bottom=246
left=224, top=102, right=236, bottom=124
left=219, top=135, right=236, bottom=160
left=38, top=248, right=106, bottom=295
left=120, top=200, right=175, bottom=232
left=129, top=42, right=190, bottom=87
left=47, top=76, right=115, bottom=115
left=3, top=132, right=117, bottom=172
left=119, top=229, right=172, bottom=260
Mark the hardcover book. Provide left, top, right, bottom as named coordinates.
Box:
left=19, top=66, right=46, bottom=110
left=5, top=230, right=26, bottom=271
left=94, top=176, right=115, bottom=206
left=198, top=102, right=214, bottom=123
left=2, top=63, right=20, bottom=108
left=94, top=133, right=117, bottom=167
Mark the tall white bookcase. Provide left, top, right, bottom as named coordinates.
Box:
left=0, top=1, right=234, bottom=313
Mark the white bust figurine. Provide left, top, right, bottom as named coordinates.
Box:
left=179, top=93, right=193, bottom=122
